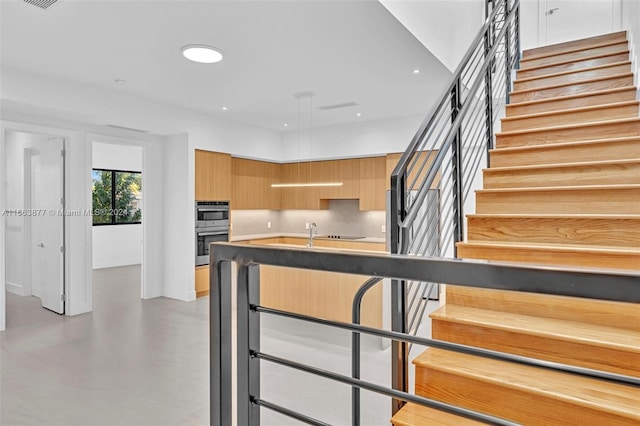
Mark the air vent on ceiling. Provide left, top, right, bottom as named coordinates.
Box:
left=317, top=101, right=359, bottom=111
left=105, top=124, right=149, bottom=133
left=23, top=0, right=58, bottom=9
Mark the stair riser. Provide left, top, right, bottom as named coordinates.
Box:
left=415, top=367, right=637, bottom=426
left=467, top=216, right=640, bottom=247
left=501, top=103, right=639, bottom=132
left=517, top=52, right=630, bottom=79
left=457, top=242, right=640, bottom=269
left=514, top=63, right=631, bottom=91
left=432, top=320, right=640, bottom=378
left=510, top=74, right=634, bottom=103
left=505, top=88, right=637, bottom=117
left=483, top=161, right=640, bottom=188
left=520, top=42, right=628, bottom=69
left=522, top=32, right=627, bottom=58
left=446, top=286, right=640, bottom=331
left=490, top=139, right=640, bottom=167
left=496, top=120, right=640, bottom=148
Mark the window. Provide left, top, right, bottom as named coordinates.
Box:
left=91, top=169, right=142, bottom=225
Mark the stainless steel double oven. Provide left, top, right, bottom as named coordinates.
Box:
left=195, top=201, right=229, bottom=266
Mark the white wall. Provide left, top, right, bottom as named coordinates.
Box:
left=92, top=142, right=143, bottom=269
left=1, top=67, right=282, bottom=160
left=380, top=0, right=485, bottom=71
left=280, top=115, right=425, bottom=161
left=162, top=133, right=195, bottom=301
left=621, top=0, right=640, bottom=90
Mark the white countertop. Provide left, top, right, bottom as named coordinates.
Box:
left=230, top=232, right=386, bottom=244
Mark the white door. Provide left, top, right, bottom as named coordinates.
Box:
left=543, top=0, right=617, bottom=46
left=30, top=137, right=64, bottom=314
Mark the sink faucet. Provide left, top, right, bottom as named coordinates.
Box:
left=307, top=222, right=317, bottom=247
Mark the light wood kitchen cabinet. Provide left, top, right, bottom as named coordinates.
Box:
left=195, top=150, right=232, bottom=201
left=244, top=237, right=386, bottom=327
left=280, top=162, right=329, bottom=210
left=359, top=156, right=386, bottom=210
left=231, top=158, right=282, bottom=210
left=195, top=265, right=209, bottom=297
left=263, top=161, right=282, bottom=210
left=386, top=151, right=440, bottom=191
left=312, top=158, right=360, bottom=200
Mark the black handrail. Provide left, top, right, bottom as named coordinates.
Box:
left=389, top=0, right=521, bottom=410
left=210, top=242, right=640, bottom=426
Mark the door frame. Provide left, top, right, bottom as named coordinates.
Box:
left=88, top=134, right=150, bottom=300
left=0, top=121, right=79, bottom=330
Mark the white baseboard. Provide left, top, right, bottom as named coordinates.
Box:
left=92, top=258, right=143, bottom=270
left=6, top=281, right=25, bottom=296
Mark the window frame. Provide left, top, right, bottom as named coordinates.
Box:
left=91, top=168, right=142, bottom=226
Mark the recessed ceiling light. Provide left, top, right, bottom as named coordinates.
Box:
left=412, top=69, right=421, bottom=74
left=356, top=113, right=362, bottom=117
left=283, top=123, right=288, bottom=127
left=182, top=44, right=224, bottom=64
left=221, top=106, right=228, bottom=111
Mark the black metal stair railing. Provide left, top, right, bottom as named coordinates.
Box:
left=389, top=0, right=521, bottom=411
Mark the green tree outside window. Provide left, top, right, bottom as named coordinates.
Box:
left=92, top=169, right=142, bottom=225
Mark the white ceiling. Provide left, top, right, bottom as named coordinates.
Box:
left=0, top=0, right=452, bottom=133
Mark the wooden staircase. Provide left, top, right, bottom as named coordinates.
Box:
left=392, top=31, right=640, bottom=425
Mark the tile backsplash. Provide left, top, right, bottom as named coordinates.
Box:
left=231, top=200, right=386, bottom=238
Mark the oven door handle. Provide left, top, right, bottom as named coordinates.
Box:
left=197, top=232, right=227, bottom=237
left=197, top=208, right=229, bottom=212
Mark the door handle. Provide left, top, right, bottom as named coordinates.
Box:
left=546, top=7, right=559, bottom=15
left=36, top=242, right=45, bottom=248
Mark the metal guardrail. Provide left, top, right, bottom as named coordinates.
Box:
left=389, top=0, right=521, bottom=409
left=209, top=242, right=640, bottom=426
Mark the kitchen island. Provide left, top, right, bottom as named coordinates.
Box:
left=237, top=235, right=386, bottom=328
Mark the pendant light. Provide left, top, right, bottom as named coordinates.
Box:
left=272, top=92, right=343, bottom=188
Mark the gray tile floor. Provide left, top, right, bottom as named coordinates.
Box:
left=1, top=265, right=437, bottom=426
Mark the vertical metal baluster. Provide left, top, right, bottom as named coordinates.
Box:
left=211, top=258, right=233, bottom=426
left=484, top=19, right=494, bottom=168
left=390, top=172, right=409, bottom=416
left=515, top=2, right=521, bottom=69
left=451, top=80, right=464, bottom=256
left=504, top=0, right=512, bottom=103
left=237, top=262, right=261, bottom=426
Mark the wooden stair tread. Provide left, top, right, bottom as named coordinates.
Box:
left=391, top=403, right=487, bottom=426
left=517, top=51, right=631, bottom=78
left=505, top=86, right=637, bottom=109
left=466, top=215, right=640, bottom=248
left=477, top=183, right=640, bottom=193
left=431, top=305, right=640, bottom=351
left=414, top=348, right=640, bottom=417
left=496, top=117, right=640, bottom=137
left=509, top=72, right=634, bottom=96
left=516, top=60, right=632, bottom=84
left=520, top=39, right=628, bottom=64
left=457, top=240, right=640, bottom=254
left=522, top=31, right=627, bottom=59
left=502, top=100, right=639, bottom=124
left=484, top=158, right=640, bottom=172
left=491, top=135, right=640, bottom=153
left=468, top=213, right=640, bottom=219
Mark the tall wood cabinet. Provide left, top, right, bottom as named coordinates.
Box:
left=231, top=158, right=282, bottom=210
left=195, top=150, right=232, bottom=201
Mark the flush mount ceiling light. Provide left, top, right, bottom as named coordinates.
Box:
left=182, top=44, right=224, bottom=64
left=412, top=69, right=421, bottom=74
